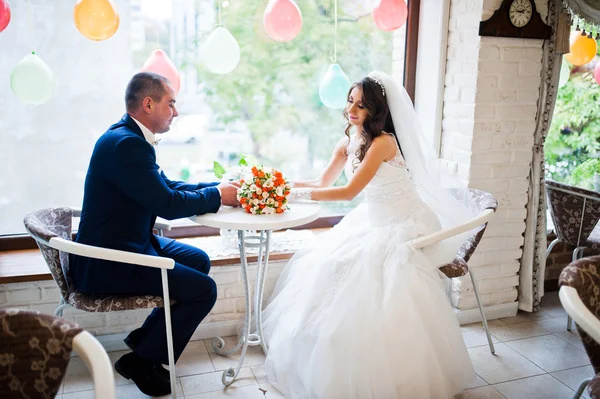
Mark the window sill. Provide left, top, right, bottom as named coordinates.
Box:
left=0, top=228, right=330, bottom=285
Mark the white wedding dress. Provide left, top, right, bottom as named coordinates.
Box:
left=262, top=134, right=475, bottom=399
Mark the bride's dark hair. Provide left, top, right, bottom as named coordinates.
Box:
left=342, top=76, right=400, bottom=164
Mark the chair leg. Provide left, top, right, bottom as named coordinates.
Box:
left=469, top=268, right=495, bottom=354
left=571, top=377, right=592, bottom=399
left=567, top=247, right=585, bottom=332
left=55, top=296, right=69, bottom=317
left=545, top=238, right=560, bottom=258
left=161, top=268, right=177, bottom=399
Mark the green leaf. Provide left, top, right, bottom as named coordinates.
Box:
left=238, top=158, right=248, bottom=166
left=213, top=161, right=226, bottom=179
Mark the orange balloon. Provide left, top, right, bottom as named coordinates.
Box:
left=565, top=31, right=597, bottom=66
left=74, top=0, right=119, bottom=41
left=141, top=49, right=181, bottom=96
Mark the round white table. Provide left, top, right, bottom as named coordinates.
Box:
left=189, top=202, right=321, bottom=386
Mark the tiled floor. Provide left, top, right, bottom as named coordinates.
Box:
left=58, top=291, right=594, bottom=398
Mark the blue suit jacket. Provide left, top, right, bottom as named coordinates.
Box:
left=70, top=114, right=221, bottom=294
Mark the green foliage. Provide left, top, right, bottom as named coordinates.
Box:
left=545, top=71, right=600, bottom=184
left=570, top=158, right=600, bottom=189
left=189, top=1, right=392, bottom=167
left=213, top=161, right=226, bottom=179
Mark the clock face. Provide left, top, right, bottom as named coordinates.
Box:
left=509, top=0, right=533, bottom=28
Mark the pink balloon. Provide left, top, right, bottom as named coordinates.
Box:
left=141, top=49, right=181, bottom=96
left=263, top=0, right=302, bottom=42
left=373, top=0, right=408, bottom=32
left=595, top=62, right=600, bottom=86
left=0, top=0, right=11, bottom=33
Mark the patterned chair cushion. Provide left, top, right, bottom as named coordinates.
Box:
left=23, top=208, right=74, bottom=300
left=438, top=189, right=498, bottom=279
left=559, top=255, right=600, bottom=374
left=589, top=372, right=600, bottom=399
left=0, top=309, right=82, bottom=399
left=68, top=292, right=164, bottom=312
left=546, top=180, right=600, bottom=248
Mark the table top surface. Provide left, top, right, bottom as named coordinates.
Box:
left=189, top=201, right=321, bottom=231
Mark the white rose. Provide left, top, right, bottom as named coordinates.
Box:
left=256, top=188, right=262, bottom=195
left=252, top=199, right=259, bottom=205
left=262, top=192, right=269, bottom=199
left=267, top=198, right=275, bottom=205
left=264, top=179, right=273, bottom=188
left=263, top=207, right=275, bottom=214
left=250, top=184, right=257, bottom=192
left=274, top=201, right=279, bottom=207
left=276, top=187, right=284, bottom=196
left=250, top=207, right=257, bottom=214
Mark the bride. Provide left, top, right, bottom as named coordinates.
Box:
left=261, top=71, right=476, bottom=398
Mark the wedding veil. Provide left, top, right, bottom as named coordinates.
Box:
left=368, top=71, right=477, bottom=259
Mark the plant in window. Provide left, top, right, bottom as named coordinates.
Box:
left=570, top=158, right=600, bottom=191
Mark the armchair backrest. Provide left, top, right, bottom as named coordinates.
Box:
left=0, top=309, right=82, bottom=398
left=23, top=207, right=74, bottom=300
left=559, top=255, right=600, bottom=374
left=546, top=180, right=600, bottom=247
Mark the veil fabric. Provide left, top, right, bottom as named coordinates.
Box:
left=368, top=71, right=476, bottom=259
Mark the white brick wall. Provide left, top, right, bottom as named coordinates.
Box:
left=0, top=261, right=287, bottom=338
left=438, top=0, right=546, bottom=316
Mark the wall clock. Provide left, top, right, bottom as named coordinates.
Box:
left=479, top=0, right=552, bottom=39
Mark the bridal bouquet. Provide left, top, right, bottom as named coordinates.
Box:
left=237, top=166, right=291, bottom=215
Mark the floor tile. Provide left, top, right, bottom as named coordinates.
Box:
left=554, top=330, right=586, bottom=351
left=468, top=343, right=545, bottom=384
left=492, top=374, right=573, bottom=399
left=552, top=365, right=595, bottom=399
left=465, top=374, right=488, bottom=389
left=181, top=367, right=256, bottom=396
left=455, top=386, right=505, bottom=399
left=461, top=320, right=506, bottom=332
left=462, top=330, right=500, bottom=349
left=500, top=313, right=546, bottom=325
left=490, top=322, right=550, bottom=342
left=174, top=340, right=215, bottom=377
left=261, top=383, right=286, bottom=398
left=506, top=335, right=590, bottom=372
left=62, top=379, right=184, bottom=399
left=514, top=310, right=554, bottom=322
left=184, top=384, right=266, bottom=399
left=62, top=356, right=95, bottom=393
left=251, top=364, right=268, bottom=385
left=204, top=336, right=266, bottom=371
left=534, top=316, right=570, bottom=333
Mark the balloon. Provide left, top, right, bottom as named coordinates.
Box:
left=263, top=0, right=303, bottom=42
left=141, top=49, right=181, bottom=95
left=564, top=31, right=597, bottom=66
left=10, top=52, right=56, bottom=105
left=558, top=58, right=570, bottom=88
left=0, top=0, right=10, bottom=34
left=74, top=0, right=120, bottom=41
left=202, top=27, right=240, bottom=74
left=594, top=62, right=600, bottom=86
left=319, top=63, right=351, bottom=109
left=373, top=0, right=408, bottom=32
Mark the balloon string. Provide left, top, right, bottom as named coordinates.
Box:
left=156, top=27, right=160, bottom=48
left=27, top=0, right=33, bottom=53
left=218, top=0, right=222, bottom=27
left=332, top=0, right=338, bottom=63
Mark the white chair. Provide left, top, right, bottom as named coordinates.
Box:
left=409, top=188, right=497, bottom=354
left=23, top=207, right=177, bottom=398
left=0, top=309, right=115, bottom=399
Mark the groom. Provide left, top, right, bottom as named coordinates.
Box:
left=70, top=72, right=239, bottom=396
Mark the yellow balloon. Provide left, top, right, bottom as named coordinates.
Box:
left=74, top=0, right=119, bottom=41
left=565, top=31, right=597, bottom=66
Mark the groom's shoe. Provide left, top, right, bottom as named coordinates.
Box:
left=115, top=352, right=171, bottom=397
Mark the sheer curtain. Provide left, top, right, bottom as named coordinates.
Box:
left=519, top=0, right=600, bottom=312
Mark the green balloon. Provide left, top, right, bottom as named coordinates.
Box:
left=10, top=52, right=56, bottom=105
left=558, top=58, right=570, bottom=88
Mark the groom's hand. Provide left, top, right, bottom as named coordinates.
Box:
left=217, top=181, right=240, bottom=207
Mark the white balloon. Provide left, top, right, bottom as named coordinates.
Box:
left=202, top=26, right=240, bottom=74
left=10, top=53, right=56, bottom=105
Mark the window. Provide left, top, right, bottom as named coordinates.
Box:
left=0, top=0, right=399, bottom=236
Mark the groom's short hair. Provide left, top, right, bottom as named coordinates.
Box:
left=125, top=72, right=171, bottom=111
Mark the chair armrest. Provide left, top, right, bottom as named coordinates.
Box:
left=48, top=237, right=175, bottom=270
left=409, top=208, right=495, bottom=250
left=73, top=331, right=115, bottom=399
left=559, top=286, right=600, bottom=344
left=153, top=219, right=172, bottom=232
